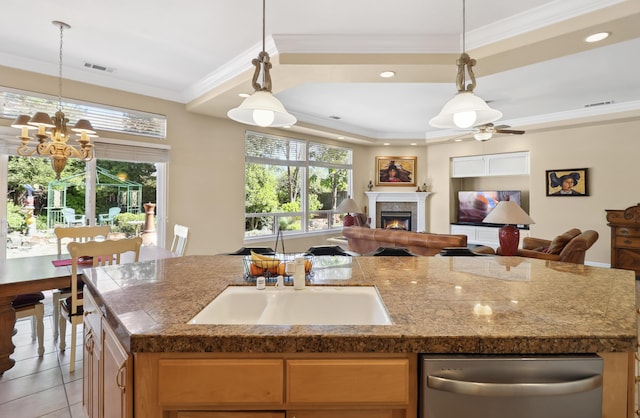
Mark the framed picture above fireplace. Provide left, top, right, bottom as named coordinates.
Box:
left=375, top=156, right=417, bottom=186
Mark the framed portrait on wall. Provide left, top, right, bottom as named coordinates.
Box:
left=375, top=156, right=417, bottom=186
left=546, top=168, right=589, bottom=196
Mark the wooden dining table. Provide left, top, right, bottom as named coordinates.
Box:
left=0, top=246, right=174, bottom=374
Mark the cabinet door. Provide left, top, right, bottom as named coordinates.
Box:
left=82, top=327, right=100, bottom=418
left=83, top=290, right=102, bottom=418
left=486, top=152, right=529, bottom=176
left=103, top=321, right=132, bottom=418
left=451, top=156, right=486, bottom=178
left=287, top=410, right=401, bottom=418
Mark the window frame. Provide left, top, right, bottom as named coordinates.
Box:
left=244, top=131, right=352, bottom=241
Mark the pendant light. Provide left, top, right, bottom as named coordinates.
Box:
left=227, top=0, right=296, bottom=127
left=429, top=0, right=502, bottom=129
left=12, top=21, right=96, bottom=180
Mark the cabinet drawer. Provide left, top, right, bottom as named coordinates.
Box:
left=614, top=236, right=640, bottom=248
left=177, top=413, right=284, bottom=418
left=158, top=359, right=284, bottom=406
left=286, top=359, right=409, bottom=404
left=614, top=249, right=640, bottom=272
left=287, top=410, right=399, bottom=418
left=617, top=227, right=640, bottom=238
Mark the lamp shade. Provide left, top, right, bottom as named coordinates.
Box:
left=482, top=201, right=535, bottom=226
left=227, top=90, right=297, bottom=127
left=429, top=92, right=502, bottom=129
left=335, top=198, right=360, bottom=214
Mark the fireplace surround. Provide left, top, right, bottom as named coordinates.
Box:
left=365, top=191, right=431, bottom=232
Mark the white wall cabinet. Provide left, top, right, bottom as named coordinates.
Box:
left=451, top=152, right=529, bottom=178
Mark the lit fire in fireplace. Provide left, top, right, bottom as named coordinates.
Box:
left=385, top=220, right=408, bottom=230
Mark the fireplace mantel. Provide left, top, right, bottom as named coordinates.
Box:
left=365, top=191, right=431, bottom=231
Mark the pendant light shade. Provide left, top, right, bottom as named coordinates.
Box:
left=228, top=90, right=296, bottom=127
left=429, top=91, right=502, bottom=129
left=227, top=0, right=296, bottom=128
left=429, top=1, right=502, bottom=130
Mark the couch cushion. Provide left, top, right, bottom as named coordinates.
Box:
left=547, top=228, right=581, bottom=254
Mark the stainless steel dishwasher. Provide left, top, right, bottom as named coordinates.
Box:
left=421, top=354, right=603, bottom=418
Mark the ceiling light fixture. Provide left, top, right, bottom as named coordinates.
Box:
left=227, top=0, right=296, bottom=128
left=429, top=0, right=502, bottom=129
left=380, top=71, right=396, bottom=78
left=585, top=32, right=610, bottom=43
left=474, top=131, right=493, bottom=141
left=12, top=21, right=96, bottom=180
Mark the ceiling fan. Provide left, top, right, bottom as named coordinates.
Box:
left=450, top=123, right=525, bottom=142
left=471, top=123, right=525, bottom=141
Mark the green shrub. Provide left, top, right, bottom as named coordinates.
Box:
left=7, top=201, right=26, bottom=233
left=112, top=212, right=146, bottom=236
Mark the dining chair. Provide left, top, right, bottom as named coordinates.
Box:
left=52, top=225, right=111, bottom=340
left=13, top=292, right=45, bottom=356
left=60, top=236, right=142, bottom=372
left=170, top=224, right=189, bottom=256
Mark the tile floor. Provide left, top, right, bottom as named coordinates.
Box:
left=0, top=291, right=85, bottom=418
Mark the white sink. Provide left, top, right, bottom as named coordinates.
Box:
left=189, top=286, right=392, bottom=325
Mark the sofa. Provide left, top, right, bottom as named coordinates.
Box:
left=341, top=226, right=469, bottom=256
left=496, top=228, right=599, bottom=264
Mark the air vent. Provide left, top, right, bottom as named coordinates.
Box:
left=83, top=62, right=115, bottom=73
left=584, top=100, right=614, bottom=108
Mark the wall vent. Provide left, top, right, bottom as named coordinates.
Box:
left=83, top=62, right=116, bottom=73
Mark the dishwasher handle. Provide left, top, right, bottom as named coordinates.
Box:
left=427, top=374, right=602, bottom=397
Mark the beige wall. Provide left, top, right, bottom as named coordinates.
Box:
left=425, top=118, right=640, bottom=265
left=3, top=65, right=639, bottom=264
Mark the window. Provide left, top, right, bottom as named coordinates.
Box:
left=245, top=131, right=352, bottom=238
left=1, top=89, right=166, bottom=139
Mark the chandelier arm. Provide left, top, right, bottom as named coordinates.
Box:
left=16, top=144, right=39, bottom=157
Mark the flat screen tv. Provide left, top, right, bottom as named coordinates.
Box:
left=457, top=190, right=521, bottom=225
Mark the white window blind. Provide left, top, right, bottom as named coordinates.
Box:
left=0, top=89, right=166, bottom=139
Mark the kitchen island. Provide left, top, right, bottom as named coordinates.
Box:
left=82, top=254, right=637, bottom=418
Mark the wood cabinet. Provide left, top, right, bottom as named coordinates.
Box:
left=135, top=353, right=417, bottom=418
left=83, top=289, right=102, bottom=418
left=103, top=321, right=132, bottom=418
left=451, top=152, right=529, bottom=178
left=83, top=290, right=132, bottom=418
left=606, top=204, right=640, bottom=277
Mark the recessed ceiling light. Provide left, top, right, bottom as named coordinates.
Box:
left=283, top=125, right=291, bottom=129
left=383, top=142, right=390, bottom=146
left=380, top=71, right=395, bottom=78
left=410, top=142, right=417, bottom=146
left=238, top=93, right=250, bottom=98
left=454, top=138, right=463, bottom=142
left=585, top=32, right=610, bottom=43
left=337, top=136, right=345, bottom=139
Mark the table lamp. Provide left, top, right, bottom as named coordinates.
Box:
left=335, top=197, right=360, bottom=227
left=482, top=200, right=535, bottom=256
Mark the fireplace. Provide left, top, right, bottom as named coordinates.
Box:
left=365, top=191, right=431, bottom=232
left=381, top=211, right=412, bottom=231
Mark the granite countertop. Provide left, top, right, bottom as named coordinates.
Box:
left=82, top=254, right=637, bottom=355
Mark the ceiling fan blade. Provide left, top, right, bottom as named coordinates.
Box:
left=495, top=129, right=525, bottom=135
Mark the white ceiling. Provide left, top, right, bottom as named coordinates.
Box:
left=1, top=0, right=639, bottom=145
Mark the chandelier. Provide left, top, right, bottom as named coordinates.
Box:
left=227, top=0, right=296, bottom=127
left=12, top=21, right=96, bottom=179
left=429, top=0, right=502, bottom=129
